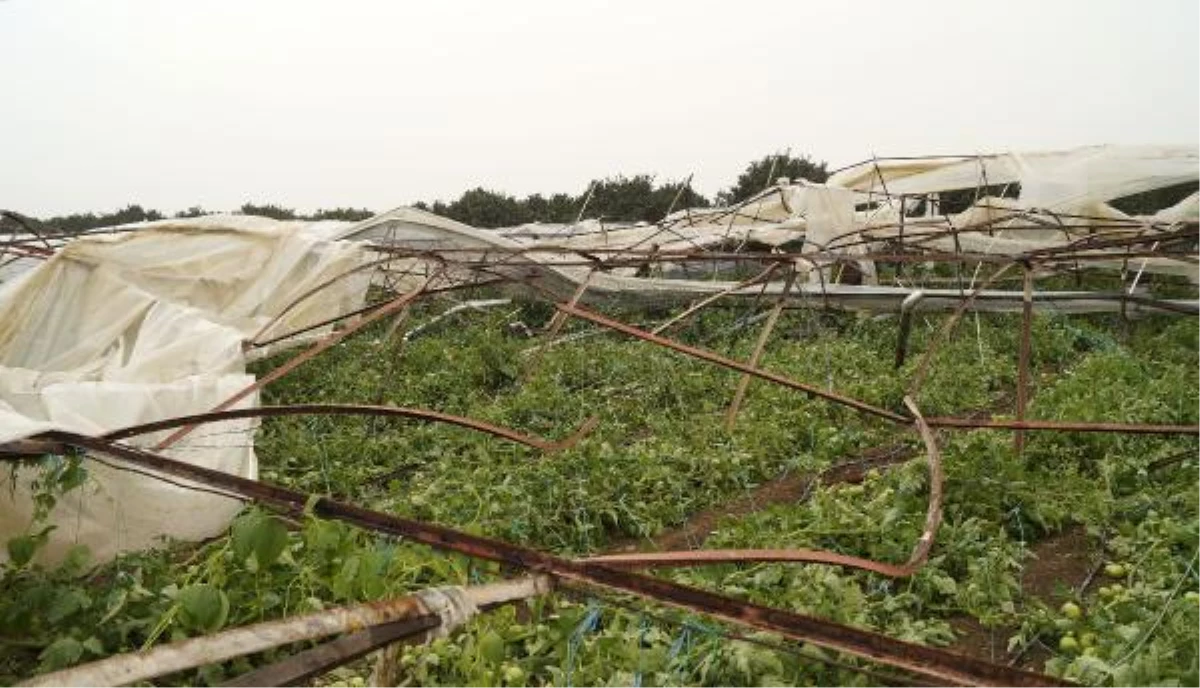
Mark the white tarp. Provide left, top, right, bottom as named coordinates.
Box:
left=348, top=143, right=1200, bottom=300
left=2, top=144, right=1193, bottom=565
left=0, top=216, right=370, bottom=565
left=827, top=144, right=1199, bottom=216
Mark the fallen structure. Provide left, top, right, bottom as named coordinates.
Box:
left=0, top=216, right=371, bottom=562
left=0, top=144, right=1196, bottom=686
left=334, top=144, right=1197, bottom=310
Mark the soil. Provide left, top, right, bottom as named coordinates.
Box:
left=947, top=524, right=1100, bottom=670
left=1022, top=525, right=1099, bottom=603
left=602, top=425, right=1100, bottom=676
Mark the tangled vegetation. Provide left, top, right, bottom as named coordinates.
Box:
left=2, top=286, right=1197, bottom=686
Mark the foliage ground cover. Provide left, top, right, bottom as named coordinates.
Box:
left=2, top=282, right=1197, bottom=686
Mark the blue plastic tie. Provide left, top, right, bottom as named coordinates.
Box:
left=565, top=602, right=603, bottom=687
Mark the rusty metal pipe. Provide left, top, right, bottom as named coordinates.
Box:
left=101, top=404, right=598, bottom=454
left=155, top=277, right=436, bottom=451
left=923, top=417, right=1199, bottom=435
left=47, top=432, right=1066, bottom=687
left=23, top=577, right=551, bottom=687
left=587, top=396, right=944, bottom=577
left=555, top=303, right=910, bottom=424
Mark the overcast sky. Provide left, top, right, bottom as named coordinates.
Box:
left=2, top=0, right=1197, bottom=216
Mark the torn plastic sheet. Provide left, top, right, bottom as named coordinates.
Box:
left=0, top=218, right=371, bottom=564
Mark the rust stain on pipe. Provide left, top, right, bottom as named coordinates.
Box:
left=49, top=432, right=1068, bottom=687
left=556, top=302, right=909, bottom=424
left=102, top=404, right=597, bottom=454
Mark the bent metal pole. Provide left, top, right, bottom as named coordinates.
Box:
left=23, top=577, right=552, bottom=688
left=47, top=431, right=1068, bottom=687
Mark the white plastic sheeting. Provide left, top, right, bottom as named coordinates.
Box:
left=1, top=144, right=1194, bottom=566
left=826, top=145, right=1198, bottom=210
left=827, top=147, right=1199, bottom=284
left=0, top=216, right=371, bottom=564
left=333, top=205, right=1194, bottom=314
left=483, top=145, right=1199, bottom=287
left=0, top=235, right=66, bottom=285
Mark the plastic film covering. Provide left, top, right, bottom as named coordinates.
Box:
left=0, top=216, right=371, bottom=564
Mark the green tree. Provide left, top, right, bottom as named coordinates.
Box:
left=439, top=188, right=530, bottom=228
left=175, top=206, right=211, bottom=218
left=649, top=179, right=709, bottom=221
left=419, top=177, right=710, bottom=228
left=583, top=175, right=710, bottom=224
left=522, top=193, right=579, bottom=224
left=718, top=153, right=828, bottom=205
left=42, top=204, right=165, bottom=233
left=239, top=203, right=297, bottom=220
left=309, top=207, right=375, bottom=222
left=105, top=205, right=165, bottom=225
left=584, top=175, right=656, bottom=223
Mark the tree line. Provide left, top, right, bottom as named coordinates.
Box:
left=27, top=153, right=828, bottom=234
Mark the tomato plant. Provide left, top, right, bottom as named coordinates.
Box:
left=3, top=295, right=1195, bottom=686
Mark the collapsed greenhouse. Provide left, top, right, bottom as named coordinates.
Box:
left=0, top=143, right=1197, bottom=686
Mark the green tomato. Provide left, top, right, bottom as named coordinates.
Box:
left=503, top=665, right=526, bottom=684
left=1098, top=586, right=1114, bottom=599
left=1059, top=636, right=1079, bottom=653
left=1104, top=563, right=1127, bottom=578
left=1080, top=632, right=1097, bottom=648
left=1060, top=601, right=1082, bottom=620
